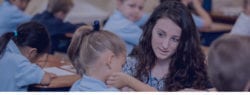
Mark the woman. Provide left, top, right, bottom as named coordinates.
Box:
left=107, top=1, right=212, bottom=91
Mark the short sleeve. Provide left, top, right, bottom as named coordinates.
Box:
left=15, top=56, right=44, bottom=87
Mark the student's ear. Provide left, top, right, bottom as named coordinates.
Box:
left=28, top=48, right=38, bottom=61
left=106, top=53, right=115, bottom=70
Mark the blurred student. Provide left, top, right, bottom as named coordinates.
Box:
left=0, top=0, right=31, bottom=36
left=107, top=1, right=212, bottom=91
left=208, top=34, right=250, bottom=91
left=231, top=0, right=250, bottom=36
left=104, top=0, right=149, bottom=55
left=32, top=0, right=84, bottom=53
left=160, top=0, right=212, bottom=29
left=0, top=22, right=55, bottom=91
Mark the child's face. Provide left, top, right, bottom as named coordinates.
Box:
left=10, top=0, right=30, bottom=11
left=109, top=54, right=126, bottom=73
left=151, top=18, right=181, bottom=60
left=118, top=0, right=145, bottom=22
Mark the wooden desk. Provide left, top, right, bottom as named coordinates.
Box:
left=210, top=11, right=238, bottom=24
left=199, top=23, right=233, bottom=33
left=29, top=54, right=80, bottom=91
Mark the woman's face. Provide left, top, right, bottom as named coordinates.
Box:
left=151, top=18, right=182, bottom=60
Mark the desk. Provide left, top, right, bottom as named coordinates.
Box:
left=199, top=23, right=233, bottom=33
left=199, top=23, right=232, bottom=46
left=29, top=54, right=80, bottom=91
left=210, top=11, right=238, bottom=24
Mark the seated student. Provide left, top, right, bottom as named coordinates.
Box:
left=103, top=0, right=149, bottom=55
left=67, top=23, right=127, bottom=91
left=32, top=0, right=84, bottom=53
left=0, top=0, right=31, bottom=36
left=208, top=34, right=250, bottom=91
left=0, top=21, right=56, bottom=91
left=69, top=22, right=156, bottom=91
left=160, top=0, right=212, bottom=29
left=230, top=0, right=250, bottom=36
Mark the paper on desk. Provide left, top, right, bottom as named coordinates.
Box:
left=43, top=67, right=74, bottom=76
left=60, top=65, right=76, bottom=73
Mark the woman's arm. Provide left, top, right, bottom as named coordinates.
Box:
left=106, top=72, right=157, bottom=91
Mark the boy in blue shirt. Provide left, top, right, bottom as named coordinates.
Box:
left=0, top=0, right=31, bottom=36
left=104, top=0, right=149, bottom=55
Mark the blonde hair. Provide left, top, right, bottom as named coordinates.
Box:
left=47, top=0, right=73, bottom=14
left=208, top=34, right=250, bottom=91
left=67, top=26, right=126, bottom=76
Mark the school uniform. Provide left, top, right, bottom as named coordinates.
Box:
left=70, top=75, right=119, bottom=91
left=0, top=1, right=31, bottom=36
left=0, top=40, right=45, bottom=91
left=192, top=14, right=204, bottom=29
left=231, top=13, right=250, bottom=36
left=32, top=11, right=85, bottom=53
left=104, top=10, right=149, bottom=55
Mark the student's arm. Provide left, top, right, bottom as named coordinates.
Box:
left=15, top=56, right=56, bottom=87
left=106, top=72, right=157, bottom=91
left=192, top=0, right=212, bottom=28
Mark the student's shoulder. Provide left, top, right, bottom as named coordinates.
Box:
left=4, top=52, right=29, bottom=63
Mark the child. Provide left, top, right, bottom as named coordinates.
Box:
left=0, top=21, right=55, bottom=91
left=67, top=24, right=127, bottom=91
left=208, top=34, right=250, bottom=91
left=32, top=0, right=85, bottom=53
left=0, top=0, right=31, bottom=36
left=103, top=0, right=149, bottom=55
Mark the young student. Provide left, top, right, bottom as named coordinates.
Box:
left=32, top=0, right=84, bottom=53
left=0, top=21, right=56, bottom=91
left=208, top=34, right=250, bottom=91
left=106, top=1, right=212, bottom=91
left=0, top=0, right=31, bottom=36
left=67, top=24, right=127, bottom=91
left=230, top=0, right=250, bottom=36
left=160, top=0, right=212, bottom=29
left=103, top=0, right=149, bottom=55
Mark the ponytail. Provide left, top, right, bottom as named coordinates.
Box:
left=67, top=26, right=92, bottom=74
left=0, top=32, right=15, bottom=57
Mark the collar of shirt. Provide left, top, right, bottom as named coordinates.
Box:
left=6, top=40, right=22, bottom=55
left=78, top=75, right=119, bottom=91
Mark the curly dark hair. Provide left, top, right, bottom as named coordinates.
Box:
left=133, top=1, right=210, bottom=91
